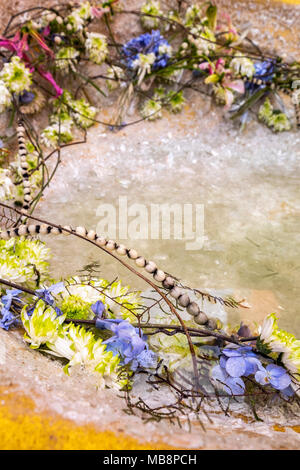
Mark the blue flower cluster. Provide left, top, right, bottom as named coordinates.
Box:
left=93, top=301, right=157, bottom=371
left=246, top=60, right=275, bottom=93
left=211, top=346, right=293, bottom=396
left=32, top=282, right=64, bottom=316
left=0, top=289, right=22, bottom=330
left=122, top=30, right=171, bottom=71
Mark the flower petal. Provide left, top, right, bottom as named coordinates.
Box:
left=270, top=373, right=291, bottom=390
left=225, top=357, right=246, bottom=377
left=224, top=377, right=245, bottom=395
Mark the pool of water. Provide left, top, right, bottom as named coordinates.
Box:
left=36, top=104, right=300, bottom=336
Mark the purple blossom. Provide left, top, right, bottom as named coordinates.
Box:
left=0, top=289, right=23, bottom=330
left=95, top=313, right=157, bottom=368
left=131, top=349, right=158, bottom=371
left=35, top=282, right=64, bottom=305
left=91, top=300, right=105, bottom=318
left=211, top=364, right=245, bottom=395
left=32, top=282, right=64, bottom=316
left=246, top=60, right=275, bottom=93
left=255, top=364, right=291, bottom=391
left=122, top=30, right=171, bottom=71
left=103, top=320, right=146, bottom=364
left=221, top=346, right=263, bottom=377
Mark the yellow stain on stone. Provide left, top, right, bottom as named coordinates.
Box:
left=0, top=388, right=176, bottom=450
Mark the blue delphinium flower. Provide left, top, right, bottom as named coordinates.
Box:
left=0, top=289, right=23, bottom=330
left=246, top=60, right=275, bottom=93
left=221, top=346, right=262, bottom=378
left=122, top=30, right=172, bottom=71
left=94, top=304, right=157, bottom=369
left=131, top=348, right=158, bottom=372
left=255, top=364, right=291, bottom=391
left=33, top=282, right=64, bottom=316
left=212, top=345, right=294, bottom=396
left=211, top=346, right=263, bottom=395
left=211, top=363, right=245, bottom=395
left=91, top=300, right=105, bottom=318
left=102, top=320, right=146, bottom=364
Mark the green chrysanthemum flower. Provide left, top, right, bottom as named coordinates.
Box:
left=45, top=323, right=127, bottom=388
left=185, top=4, right=202, bottom=27
left=41, top=122, right=73, bottom=148
left=258, top=98, right=274, bottom=123
left=55, top=47, right=80, bottom=73
left=259, top=312, right=300, bottom=376
left=258, top=99, right=291, bottom=132
left=61, top=277, right=142, bottom=322
left=0, top=237, right=50, bottom=285
left=61, top=294, right=93, bottom=320
left=85, top=32, right=108, bottom=65
left=77, top=1, right=92, bottom=20
left=0, top=56, right=32, bottom=94
left=141, top=98, right=162, bottom=120
left=22, top=299, right=66, bottom=349
left=141, top=0, right=162, bottom=29
left=269, top=112, right=291, bottom=132
left=167, top=90, right=185, bottom=113
left=71, top=98, right=97, bottom=128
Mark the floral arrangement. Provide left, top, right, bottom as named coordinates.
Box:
left=0, top=0, right=299, bottom=213
left=0, top=1, right=299, bottom=425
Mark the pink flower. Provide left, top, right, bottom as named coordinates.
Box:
left=0, top=32, right=29, bottom=60
left=38, top=67, right=63, bottom=97
left=91, top=6, right=108, bottom=18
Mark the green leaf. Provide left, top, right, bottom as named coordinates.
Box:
left=206, top=3, right=217, bottom=30
left=230, top=88, right=267, bottom=120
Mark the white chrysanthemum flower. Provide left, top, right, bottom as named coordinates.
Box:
left=0, top=260, right=29, bottom=283
left=0, top=237, right=50, bottom=285
left=0, top=56, right=32, bottom=94
left=71, top=97, right=97, bottom=128
left=282, top=343, right=300, bottom=375
left=141, top=1, right=162, bottom=29
left=46, top=326, right=74, bottom=359
left=259, top=313, right=300, bottom=374
left=269, top=113, right=291, bottom=132
left=230, top=54, right=255, bottom=78
left=185, top=4, right=202, bottom=27
left=55, top=47, right=80, bottom=73
left=0, top=169, right=14, bottom=200
left=100, top=281, right=141, bottom=321
left=41, top=122, right=73, bottom=148
left=141, top=98, right=162, bottom=120
left=0, top=80, right=12, bottom=113
left=188, top=25, right=216, bottom=56
left=66, top=11, right=85, bottom=31
left=77, top=1, right=92, bottom=20
left=22, top=299, right=66, bottom=349
left=63, top=277, right=106, bottom=304
left=85, top=32, right=108, bottom=65
left=260, top=312, right=277, bottom=344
